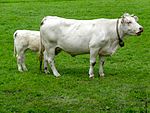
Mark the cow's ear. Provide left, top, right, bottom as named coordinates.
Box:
left=131, top=14, right=139, bottom=22
left=121, top=13, right=127, bottom=24
left=121, top=17, right=131, bottom=24
left=121, top=17, right=124, bottom=24
left=133, top=16, right=139, bottom=22
left=121, top=17, right=127, bottom=24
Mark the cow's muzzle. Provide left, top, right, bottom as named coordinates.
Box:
left=136, top=27, right=144, bottom=36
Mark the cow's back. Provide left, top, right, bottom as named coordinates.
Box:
left=40, top=16, right=119, bottom=55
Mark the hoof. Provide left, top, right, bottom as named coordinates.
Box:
left=89, top=74, right=94, bottom=78
left=18, top=69, right=23, bottom=72
left=44, top=70, right=50, bottom=74
left=23, top=68, right=28, bottom=71
left=22, top=66, right=28, bottom=71
left=99, top=73, right=105, bottom=77
left=55, top=74, right=61, bottom=77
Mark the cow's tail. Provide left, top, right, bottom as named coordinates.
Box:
left=39, top=42, right=43, bottom=71
left=39, top=31, right=43, bottom=71
left=39, top=19, right=45, bottom=71
left=39, top=17, right=48, bottom=71
left=13, top=31, right=17, bottom=57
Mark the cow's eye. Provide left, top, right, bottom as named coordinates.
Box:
left=127, top=21, right=132, bottom=24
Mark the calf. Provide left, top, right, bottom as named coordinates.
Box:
left=14, top=30, right=48, bottom=72
left=40, top=13, right=143, bottom=78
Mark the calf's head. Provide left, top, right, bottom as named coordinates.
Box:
left=121, top=13, right=143, bottom=36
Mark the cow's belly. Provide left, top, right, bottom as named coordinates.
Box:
left=63, top=47, right=90, bottom=55
left=57, top=38, right=90, bottom=55
left=99, top=49, right=114, bottom=56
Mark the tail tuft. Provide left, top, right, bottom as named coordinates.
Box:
left=13, top=31, right=18, bottom=57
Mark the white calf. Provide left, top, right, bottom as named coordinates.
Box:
left=14, top=30, right=48, bottom=72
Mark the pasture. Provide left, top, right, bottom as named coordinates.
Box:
left=0, top=0, right=149, bottom=112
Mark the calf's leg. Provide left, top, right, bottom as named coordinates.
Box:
left=21, top=54, right=28, bottom=71
left=17, top=55, right=23, bottom=72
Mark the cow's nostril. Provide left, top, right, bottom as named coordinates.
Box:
left=139, top=27, right=143, bottom=32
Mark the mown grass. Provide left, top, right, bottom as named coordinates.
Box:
left=0, top=0, right=150, bottom=112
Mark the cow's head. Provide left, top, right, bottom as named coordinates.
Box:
left=121, top=13, right=143, bottom=36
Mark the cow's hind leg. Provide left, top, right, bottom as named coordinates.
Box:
left=46, top=48, right=60, bottom=77
left=44, top=61, right=49, bottom=74
left=43, top=51, right=50, bottom=74
left=99, top=56, right=105, bottom=77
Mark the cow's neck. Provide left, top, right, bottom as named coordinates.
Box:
left=116, top=18, right=125, bottom=47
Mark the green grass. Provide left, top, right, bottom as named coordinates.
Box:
left=0, top=0, right=150, bottom=112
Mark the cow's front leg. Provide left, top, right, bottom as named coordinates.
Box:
left=89, top=48, right=99, bottom=78
left=99, top=56, right=105, bottom=77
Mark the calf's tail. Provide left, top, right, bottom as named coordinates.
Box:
left=13, top=31, right=17, bottom=57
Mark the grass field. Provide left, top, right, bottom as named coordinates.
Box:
left=0, top=0, right=150, bottom=112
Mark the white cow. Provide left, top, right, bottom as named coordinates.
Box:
left=40, top=13, right=143, bottom=78
left=14, top=30, right=48, bottom=72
